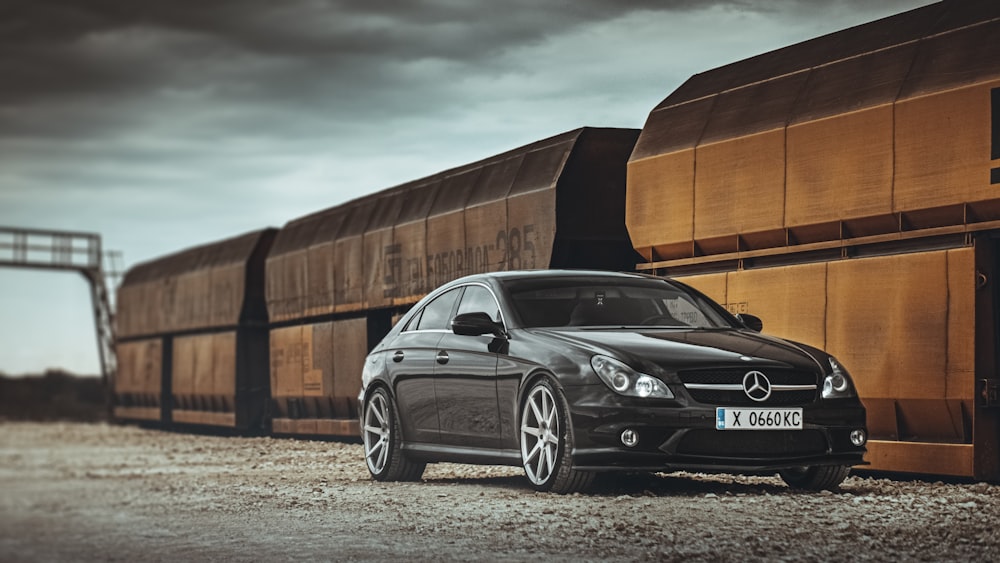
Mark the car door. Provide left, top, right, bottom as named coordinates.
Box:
left=434, top=283, right=503, bottom=449
left=387, top=287, right=461, bottom=444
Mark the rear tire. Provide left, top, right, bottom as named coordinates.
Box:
left=779, top=465, right=850, bottom=491
left=362, top=387, right=425, bottom=482
left=519, top=377, right=594, bottom=494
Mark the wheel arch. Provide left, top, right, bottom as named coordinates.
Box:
left=516, top=368, right=581, bottom=448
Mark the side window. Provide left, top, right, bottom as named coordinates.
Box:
left=415, top=288, right=462, bottom=331
left=401, top=308, right=423, bottom=332
left=456, top=285, right=502, bottom=324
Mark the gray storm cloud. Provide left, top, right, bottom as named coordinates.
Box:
left=0, top=0, right=932, bottom=374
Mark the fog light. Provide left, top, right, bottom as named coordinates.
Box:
left=621, top=429, right=639, bottom=447
left=850, top=429, right=867, bottom=447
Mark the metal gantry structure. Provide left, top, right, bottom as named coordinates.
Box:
left=0, top=226, right=118, bottom=387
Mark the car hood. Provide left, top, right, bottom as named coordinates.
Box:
left=525, top=327, right=825, bottom=375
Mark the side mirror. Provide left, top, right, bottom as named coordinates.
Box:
left=737, top=313, right=763, bottom=332
left=452, top=312, right=505, bottom=337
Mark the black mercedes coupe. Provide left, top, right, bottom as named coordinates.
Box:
left=359, top=270, right=867, bottom=493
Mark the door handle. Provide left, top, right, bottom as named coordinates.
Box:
left=436, top=350, right=449, bottom=365
left=392, top=350, right=405, bottom=363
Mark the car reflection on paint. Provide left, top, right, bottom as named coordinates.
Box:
left=359, top=270, right=867, bottom=493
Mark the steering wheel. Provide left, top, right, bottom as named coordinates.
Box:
left=640, top=314, right=680, bottom=326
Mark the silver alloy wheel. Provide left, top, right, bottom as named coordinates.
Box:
left=363, top=392, right=390, bottom=475
left=520, top=383, right=560, bottom=485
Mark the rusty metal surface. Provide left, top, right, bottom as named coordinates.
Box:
left=113, top=338, right=162, bottom=420
left=636, top=1, right=998, bottom=159
left=267, top=127, right=639, bottom=321
left=677, top=246, right=981, bottom=476
left=118, top=229, right=276, bottom=338
left=268, top=317, right=367, bottom=429
left=628, top=2, right=1000, bottom=261
left=653, top=1, right=951, bottom=113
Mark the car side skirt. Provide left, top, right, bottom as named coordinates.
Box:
left=402, top=442, right=523, bottom=466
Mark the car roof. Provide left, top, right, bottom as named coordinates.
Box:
left=454, top=269, right=659, bottom=284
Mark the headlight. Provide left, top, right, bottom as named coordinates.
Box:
left=591, top=355, right=673, bottom=399
left=822, top=357, right=857, bottom=399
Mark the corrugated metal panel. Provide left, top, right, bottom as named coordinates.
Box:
left=895, top=83, right=997, bottom=212
left=631, top=98, right=715, bottom=161
left=118, top=229, right=275, bottom=338
left=826, top=251, right=960, bottom=441
left=270, top=325, right=303, bottom=399
left=678, top=247, right=976, bottom=445
left=693, top=130, right=786, bottom=240
left=336, top=199, right=377, bottom=311
left=422, top=171, right=476, bottom=297
left=464, top=157, right=520, bottom=276
left=333, top=317, right=367, bottom=419
left=263, top=127, right=635, bottom=319
left=391, top=183, right=438, bottom=305
left=363, top=193, right=404, bottom=309
left=304, top=322, right=334, bottom=397
left=192, top=333, right=214, bottom=396
left=112, top=338, right=162, bottom=420
left=786, top=106, right=894, bottom=227
left=209, top=263, right=244, bottom=328
left=789, top=45, right=915, bottom=124
left=508, top=138, right=576, bottom=196
left=114, top=339, right=162, bottom=396
left=631, top=3, right=1000, bottom=257
left=306, top=210, right=346, bottom=317
left=899, top=19, right=1000, bottom=99
left=212, top=332, right=237, bottom=398
left=726, top=263, right=828, bottom=350
left=267, top=216, right=324, bottom=322
left=625, top=150, right=694, bottom=261
left=305, top=243, right=335, bottom=317
left=652, top=1, right=945, bottom=112
left=172, top=335, right=195, bottom=400
left=503, top=138, right=577, bottom=271
left=699, top=73, right=807, bottom=145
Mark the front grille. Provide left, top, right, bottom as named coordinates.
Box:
left=685, top=389, right=815, bottom=406
left=674, top=429, right=827, bottom=457
left=678, top=368, right=818, bottom=406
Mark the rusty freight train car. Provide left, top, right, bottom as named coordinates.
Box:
left=114, top=229, right=276, bottom=430
left=627, top=0, right=1000, bottom=479
left=265, top=127, right=640, bottom=436
left=111, top=0, right=1000, bottom=481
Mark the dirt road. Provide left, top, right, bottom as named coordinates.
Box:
left=1, top=422, right=999, bottom=561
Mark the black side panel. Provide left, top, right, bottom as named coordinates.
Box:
left=161, top=336, right=173, bottom=424
left=991, top=87, right=999, bottom=185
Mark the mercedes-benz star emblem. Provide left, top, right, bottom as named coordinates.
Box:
left=742, top=371, right=771, bottom=402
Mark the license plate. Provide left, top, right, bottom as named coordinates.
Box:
left=716, top=407, right=802, bottom=430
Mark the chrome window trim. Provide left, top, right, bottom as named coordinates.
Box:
left=400, top=281, right=508, bottom=335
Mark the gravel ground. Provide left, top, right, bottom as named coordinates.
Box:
left=1, top=422, right=999, bottom=562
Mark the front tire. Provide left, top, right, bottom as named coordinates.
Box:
left=779, top=465, right=850, bottom=491
left=363, top=387, right=425, bottom=482
left=519, top=377, right=593, bottom=494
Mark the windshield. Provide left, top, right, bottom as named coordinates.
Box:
left=506, top=277, right=733, bottom=329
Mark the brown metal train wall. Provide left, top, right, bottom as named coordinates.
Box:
left=681, top=248, right=985, bottom=477
left=111, top=0, right=1000, bottom=480
left=628, top=2, right=1000, bottom=260
left=629, top=1, right=1000, bottom=479
left=264, top=127, right=639, bottom=436
left=114, top=229, right=275, bottom=429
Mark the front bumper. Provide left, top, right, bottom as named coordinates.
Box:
left=563, top=384, right=868, bottom=472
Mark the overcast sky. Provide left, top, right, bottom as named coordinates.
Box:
left=0, top=0, right=934, bottom=376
